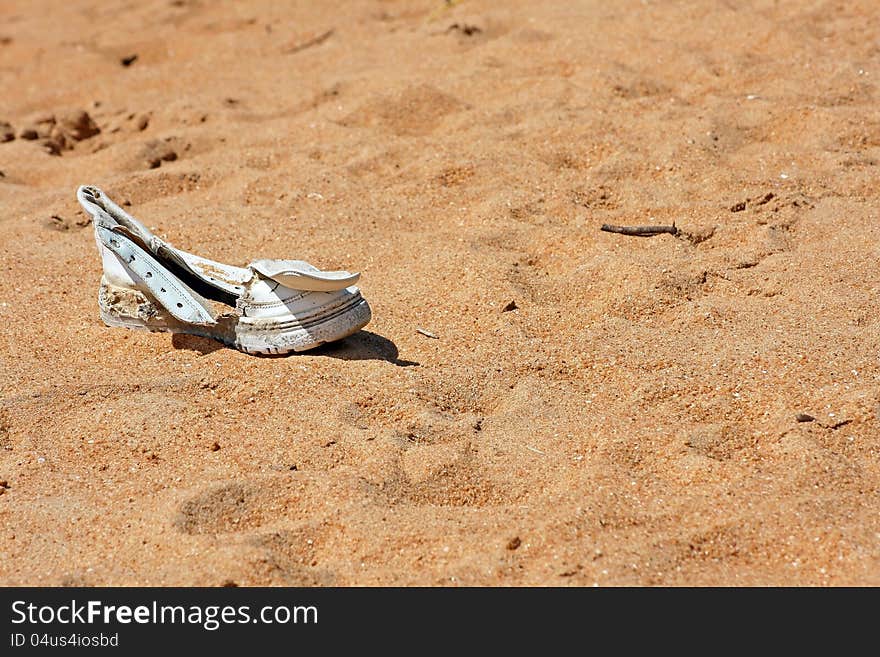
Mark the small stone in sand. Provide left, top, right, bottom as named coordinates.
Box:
left=142, top=139, right=178, bottom=169
left=43, top=138, right=63, bottom=156
left=502, top=300, right=518, bottom=312
left=447, top=23, right=483, bottom=37
left=19, top=127, right=39, bottom=140
left=0, top=121, right=14, bottom=142
left=507, top=536, right=521, bottom=550
left=57, top=109, right=100, bottom=141
left=211, top=442, right=221, bottom=451
left=795, top=413, right=815, bottom=423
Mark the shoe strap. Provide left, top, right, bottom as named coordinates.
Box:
left=96, top=224, right=217, bottom=325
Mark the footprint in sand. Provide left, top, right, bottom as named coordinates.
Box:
left=340, top=84, right=465, bottom=137
left=173, top=476, right=324, bottom=535
left=174, top=482, right=263, bottom=535
left=605, top=63, right=672, bottom=100
left=375, top=444, right=503, bottom=508
left=104, top=171, right=209, bottom=207
left=684, top=423, right=751, bottom=462
left=251, top=526, right=338, bottom=586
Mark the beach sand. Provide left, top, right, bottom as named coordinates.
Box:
left=1, top=0, right=879, bottom=585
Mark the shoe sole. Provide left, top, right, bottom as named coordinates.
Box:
left=98, top=278, right=371, bottom=354
left=234, top=293, right=371, bottom=354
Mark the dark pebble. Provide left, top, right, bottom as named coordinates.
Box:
left=57, top=109, right=100, bottom=141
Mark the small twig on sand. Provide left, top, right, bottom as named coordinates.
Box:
left=600, top=223, right=678, bottom=237
left=282, top=29, right=335, bottom=54
left=416, top=328, right=439, bottom=339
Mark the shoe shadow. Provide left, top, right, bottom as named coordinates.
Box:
left=171, top=330, right=418, bottom=366
left=312, top=330, right=419, bottom=367
left=171, top=333, right=226, bottom=355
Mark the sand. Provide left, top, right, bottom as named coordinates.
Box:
left=1, top=0, right=879, bottom=586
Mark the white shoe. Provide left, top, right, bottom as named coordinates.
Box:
left=77, top=185, right=371, bottom=354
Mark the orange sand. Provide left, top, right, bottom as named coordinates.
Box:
left=1, top=0, right=879, bottom=585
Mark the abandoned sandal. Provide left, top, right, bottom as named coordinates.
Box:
left=78, top=185, right=371, bottom=354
